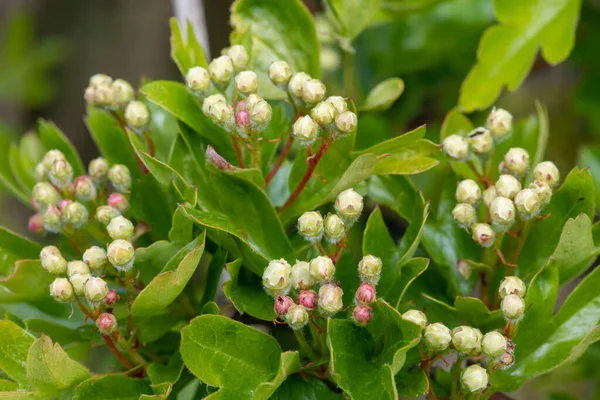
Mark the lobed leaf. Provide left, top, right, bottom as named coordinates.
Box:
left=169, top=17, right=208, bottom=76
left=222, top=259, right=275, bottom=321
left=0, top=320, right=35, bottom=385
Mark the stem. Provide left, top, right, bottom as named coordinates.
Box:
left=76, top=299, right=95, bottom=320
left=342, top=50, right=355, bottom=99
left=113, top=331, right=146, bottom=366
left=249, top=140, right=262, bottom=170
left=232, top=136, right=246, bottom=168
left=102, top=334, right=135, bottom=370
left=265, top=134, right=294, bottom=185
left=331, top=232, right=349, bottom=264
left=509, top=220, right=532, bottom=266
left=316, top=242, right=328, bottom=256
left=294, top=329, right=319, bottom=362
left=125, top=272, right=135, bottom=336
left=451, top=355, right=464, bottom=398
left=143, top=131, right=155, bottom=157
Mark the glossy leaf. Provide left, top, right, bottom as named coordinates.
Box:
left=223, top=259, right=275, bottom=321
left=8, top=142, right=36, bottom=192
left=381, top=0, right=449, bottom=12
left=37, top=119, right=85, bottom=176
left=0, top=225, right=42, bottom=275
left=0, top=260, right=54, bottom=304
left=328, top=0, right=382, bottom=40
left=271, top=376, right=340, bottom=399
left=553, top=214, right=600, bottom=283
left=170, top=17, right=208, bottom=76
left=395, top=366, right=429, bottom=397
left=360, top=77, right=404, bottom=111
left=73, top=374, right=153, bottom=400
left=0, top=320, right=35, bottom=385
left=578, top=144, right=600, bottom=209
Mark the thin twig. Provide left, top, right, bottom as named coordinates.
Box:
left=102, top=334, right=135, bottom=370
left=265, top=134, right=294, bottom=185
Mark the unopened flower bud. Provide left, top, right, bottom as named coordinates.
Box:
left=90, top=74, right=112, bottom=88
left=108, top=164, right=131, bottom=193
left=49, top=278, right=74, bottom=302
left=297, top=211, right=324, bottom=240
left=40, top=246, right=67, bottom=275
left=309, top=256, right=335, bottom=283
left=58, top=199, right=72, bottom=213
left=487, top=108, right=513, bottom=140
left=424, top=322, right=452, bottom=352
left=236, top=110, right=250, bottom=127
left=298, top=290, right=318, bottom=310
left=452, top=326, right=482, bottom=355
left=49, top=159, right=73, bottom=188
left=325, top=96, right=347, bottom=116
left=288, top=72, right=311, bottom=98
left=89, top=157, right=109, bottom=185
left=514, top=189, right=541, bottom=218
left=235, top=71, right=258, bottom=94
left=468, top=128, right=494, bottom=155
left=302, top=79, right=326, bottom=104
left=84, top=86, right=97, bottom=105
left=209, top=55, right=234, bottom=85
left=456, top=179, right=481, bottom=205
left=42, top=150, right=65, bottom=170
left=274, top=295, right=295, bottom=316
left=285, top=304, right=309, bottom=330
left=64, top=202, right=88, bottom=229
left=358, top=255, right=382, bottom=285
left=310, top=101, right=336, bottom=125
left=402, top=309, right=427, bottom=330
left=494, top=351, right=515, bottom=370
left=471, top=223, right=495, bottom=248
left=355, top=283, right=376, bottom=305
left=335, top=188, right=363, bottom=221
left=34, top=162, right=47, bottom=182
left=533, top=161, right=560, bottom=187
left=32, top=182, right=61, bottom=209
left=83, top=246, right=107, bottom=272
left=43, top=205, right=62, bottom=233
left=94, top=83, right=115, bottom=106
left=504, top=148, right=529, bottom=175
left=501, top=294, right=525, bottom=320
left=481, top=331, right=507, bottom=358
left=67, top=261, right=90, bottom=278
left=335, top=111, right=358, bottom=134
left=461, top=364, right=489, bottom=393
left=262, top=259, right=293, bottom=295
left=353, top=305, right=372, bottom=326
left=125, top=101, right=150, bottom=128
left=107, top=192, right=129, bottom=214
left=442, top=134, right=469, bottom=160
left=112, top=79, right=134, bottom=105
left=186, top=66, right=210, bottom=92
left=84, top=277, right=108, bottom=304
left=495, top=174, right=521, bottom=199
left=107, top=239, right=135, bottom=271
left=105, top=289, right=120, bottom=305
left=74, top=176, right=97, bottom=202
left=323, top=213, right=345, bottom=242
left=318, top=283, right=343, bottom=315
left=452, top=203, right=475, bottom=227
left=498, top=276, right=526, bottom=298
left=291, top=261, right=314, bottom=290
left=69, top=274, right=90, bottom=296
left=96, top=205, right=121, bottom=225
left=107, top=216, right=134, bottom=240
left=28, top=214, right=45, bottom=234
left=243, top=94, right=261, bottom=112
left=227, top=45, right=249, bottom=71
left=483, top=186, right=497, bottom=209
left=208, top=101, right=234, bottom=126
left=250, top=100, right=272, bottom=126
left=96, top=312, right=117, bottom=334
left=202, top=94, right=226, bottom=116
left=268, top=60, right=292, bottom=86
left=490, top=197, right=515, bottom=227
left=292, top=115, right=318, bottom=144
left=529, top=180, right=552, bottom=205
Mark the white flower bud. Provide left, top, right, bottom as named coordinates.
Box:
left=107, top=216, right=134, bottom=240
left=325, top=96, right=347, bottom=116
left=64, top=201, right=89, bottom=229
left=452, top=203, right=475, bottom=227
left=309, top=256, right=335, bottom=283
left=94, top=83, right=115, bottom=106
left=461, top=364, right=489, bottom=393
left=250, top=100, right=272, bottom=125
left=262, top=259, right=293, bottom=295
left=69, top=274, right=90, bottom=296
left=291, top=261, right=314, bottom=290
left=49, top=159, right=74, bottom=188
left=285, top=304, right=309, bottom=330
left=243, top=94, right=261, bottom=111
left=96, top=312, right=118, bottom=335
left=302, top=79, right=326, bottom=104
left=89, top=157, right=109, bottom=185
left=34, top=162, right=47, bottom=182
left=43, top=206, right=62, bottom=233
left=533, top=161, right=560, bottom=187
left=108, top=164, right=131, bottom=193
left=310, top=101, right=336, bottom=125
left=208, top=55, right=234, bottom=84
left=95, top=205, right=121, bottom=225
left=487, top=108, right=513, bottom=140
left=268, top=60, right=292, bottom=86
left=32, top=182, right=61, bottom=209
left=227, top=45, right=249, bottom=71
left=292, top=116, right=318, bottom=144
left=442, top=134, right=469, bottom=160
left=297, top=211, right=324, bottom=241
left=501, top=294, right=526, bottom=320
left=125, top=101, right=150, bottom=128
left=335, top=111, right=358, bottom=134
left=402, top=309, right=427, bottom=330
left=208, top=101, right=234, bottom=127
left=186, top=67, right=211, bottom=92
left=481, top=331, right=507, bottom=358
left=358, top=255, right=382, bottom=285
left=50, top=278, right=74, bottom=302
left=490, top=196, right=515, bottom=227
left=84, top=86, right=97, bottom=105
left=40, top=246, right=67, bottom=275
left=495, top=175, right=521, bottom=199
left=424, top=322, right=452, bottom=352
left=504, top=148, right=529, bottom=175
left=472, top=223, right=495, bottom=248
left=83, top=276, right=108, bottom=303
left=452, top=326, right=482, bottom=355
left=83, top=246, right=107, bottom=272
left=318, top=283, right=343, bottom=315
left=107, top=239, right=135, bottom=271
left=74, top=176, right=97, bottom=202
left=456, top=179, right=481, bottom=205
left=335, top=188, right=364, bottom=221
left=67, top=260, right=90, bottom=278
left=112, top=79, right=134, bottom=105
left=202, top=94, right=226, bottom=116
left=288, top=72, right=311, bottom=98
left=483, top=186, right=497, bottom=209
left=468, top=128, right=494, bottom=155
left=514, top=189, right=541, bottom=218
left=323, top=213, right=345, bottom=242
left=529, top=180, right=552, bottom=205
left=42, top=150, right=65, bottom=170
left=499, top=276, right=526, bottom=298
left=89, top=74, right=112, bottom=88
left=235, top=71, right=258, bottom=95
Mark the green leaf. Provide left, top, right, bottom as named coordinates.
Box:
left=453, top=296, right=504, bottom=331
left=26, top=335, right=90, bottom=396
left=0, top=379, right=18, bottom=391
left=0, top=320, right=35, bottom=385
left=360, top=77, right=404, bottom=112
left=131, top=233, right=206, bottom=317
left=73, top=374, right=152, bottom=400
left=24, top=319, right=83, bottom=346
left=0, top=260, right=54, bottom=304
left=169, top=17, right=208, bottom=76
left=459, top=0, right=582, bottom=111
left=0, top=127, right=30, bottom=205
left=0, top=392, right=35, bottom=399
left=578, top=144, right=600, bottom=210
left=37, top=119, right=85, bottom=176
left=9, top=142, right=36, bottom=192
left=223, top=259, right=275, bottom=321
left=328, top=300, right=421, bottom=399
left=253, top=351, right=301, bottom=399
left=328, top=0, right=382, bottom=41
left=380, top=0, right=449, bottom=13
left=199, top=248, right=227, bottom=308
left=271, top=375, right=340, bottom=399
left=0, top=225, right=42, bottom=274
left=552, top=214, right=600, bottom=283
left=395, top=366, right=429, bottom=397
left=231, top=0, right=320, bottom=99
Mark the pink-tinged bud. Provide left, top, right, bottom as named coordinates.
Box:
left=96, top=312, right=117, bottom=334
left=28, top=214, right=45, bottom=234
left=107, top=192, right=129, bottom=214
left=58, top=199, right=72, bottom=213
left=298, top=290, right=318, bottom=310
left=353, top=305, right=372, bottom=326
left=105, top=289, right=120, bottom=305
left=355, top=283, right=376, bottom=305
left=236, top=110, right=250, bottom=127
left=42, top=205, right=62, bottom=233
left=274, top=295, right=294, bottom=316
left=74, top=175, right=97, bottom=202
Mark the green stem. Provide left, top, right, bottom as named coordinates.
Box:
left=125, top=271, right=135, bottom=336
left=249, top=139, right=262, bottom=170
left=451, top=355, right=464, bottom=399
left=294, top=329, right=319, bottom=362
left=342, top=49, right=355, bottom=99
left=113, top=331, right=146, bottom=366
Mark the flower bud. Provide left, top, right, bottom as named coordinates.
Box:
left=353, top=305, right=372, bottom=326
left=483, top=186, right=497, bottom=209
left=34, top=162, right=47, bottom=182
left=69, top=274, right=90, bottom=296
left=84, top=86, right=97, bottom=105
left=490, top=196, right=515, bottom=227
left=208, top=55, right=234, bottom=85
left=291, top=261, right=314, bottom=290
left=236, top=110, right=250, bottom=128
left=96, top=205, right=121, bottom=225
left=468, top=128, right=494, bottom=155
left=310, top=101, right=336, bottom=125
left=125, top=101, right=150, bottom=129
left=40, top=246, right=67, bottom=275
left=67, top=260, right=90, bottom=278
left=533, top=161, right=560, bottom=187
left=202, top=94, right=226, bottom=116
left=90, top=74, right=112, bottom=88
left=250, top=100, right=272, bottom=126
left=501, top=294, right=526, bottom=320
left=358, top=255, right=382, bottom=285
left=335, top=111, right=358, bottom=135
left=402, top=309, right=427, bottom=330
left=471, top=223, right=495, bottom=248
left=456, top=179, right=481, bottom=205
left=452, top=326, right=482, bottom=355
left=49, top=278, right=74, bottom=302
left=96, top=312, right=117, bottom=334
left=227, top=45, right=249, bottom=71
left=107, top=216, right=134, bottom=240
left=461, top=364, right=488, bottom=393
left=32, top=182, right=61, bottom=209
left=83, top=246, right=107, bottom=272
left=89, top=157, right=109, bottom=185
left=514, top=189, right=541, bottom=218
left=28, top=214, right=45, bottom=235
left=442, top=134, right=469, bottom=160
left=107, top=239, right=135, bottom=271
left=94, top=83, right=115, bottom=106
left=297, top=211, right=324, bottom=241
left=274, top=295, right=294, bottom=316
left=285, top=304, right=309, bottom=330
left=495, top=174, right=521, bottom=199
left=262, top=259, right=293, bottom=295
left=43, top=205, right=62, bottom=233
left=186, top=66, right=210, bottom=92
left=487, top=108, right=513, bottom=140
left=298, top=290, right=318, bottom=310
left=292, top=116, right=318, bottom=144
left=309, top=256, right=335, bottom=283
left=335, top=188, right=363, bottom=221
left=452, top=203, right=475, bottom=227
left=529, top=180, right=552, bottom=205
left=325, top=96, right=347, bottom=116
left=235, top=71, right=258, bottom=95
left=302, top=79, right=326, bottom=104
left=84, top=277, right=108, bottom=304
left=64, top=201, right=89, bottom=229
left=108, top=164, right=131, bottom=193
left=355, top=283, right=376, bottom=305
left=49, top=159, right=74, bottom=188
left=74, top=176, right=97, bottom=202
left=243, top=94, right=262, bottom=112
left=504, top=148, right=529, bottom=175
left=268, top=61, right=292, bottom=86
left=498, top=276, right=526, bottom=298
left=323, top=213, right=345, bottom=242
left=42, top=150, right=65, bottom=170
left=107, top=192, right=129, bottom=214
left=494, top=351, right=515, bottom=370
left=481, top=331, right=507, bottom=358
left=208, top=101, right=234, bottom=127
left=288, top=72, right=311, bottom=98
left=112, top=79, right=134, bottom=105
left=424, top=322, right=452, bottom=352
left=105, top=289, right=120, bottom=305
left=318, top=283, right=343, bottom=315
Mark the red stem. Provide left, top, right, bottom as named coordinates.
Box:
left=232, top=136, right=246, bottom=168
left=102, top=334, right=135, bottom=370
left=143, top=132, right=155, bottom=157
left=265, top=134, right=294, bottom=185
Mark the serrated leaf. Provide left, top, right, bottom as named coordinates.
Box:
left=73, top=374, right=152, bottom=400
left=169, top=17, right=208, bottom=76
left=223, top=259, right=275, bottom=321
left=553, top=214, right=600, bottom=283
left=0, top=320, right=34, bottom=385
left=328, top=0, right=382, bottom=41
left=360, top=77, right=404, bottom=111
left=37, top=119, right=85, bottom=176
